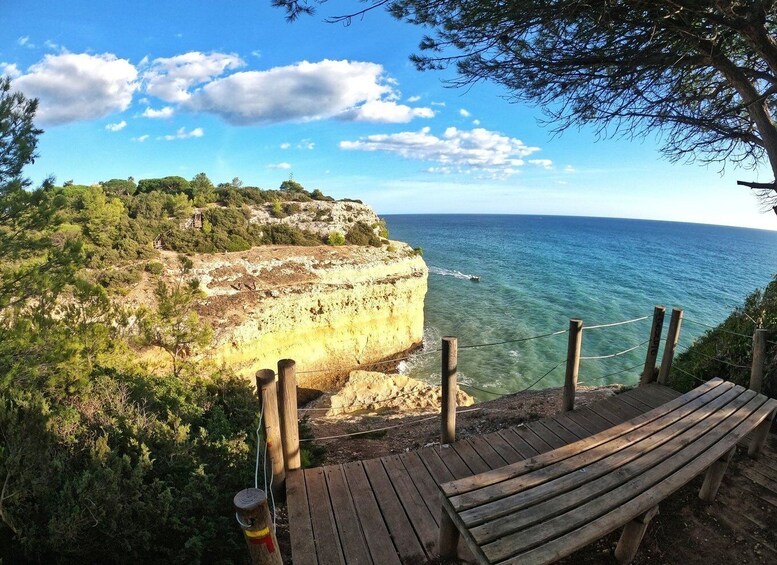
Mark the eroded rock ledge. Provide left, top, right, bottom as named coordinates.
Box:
left=158, top=242, right=427, bottom=390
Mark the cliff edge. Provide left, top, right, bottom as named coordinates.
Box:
left=158, top=241, right=427, bottom=390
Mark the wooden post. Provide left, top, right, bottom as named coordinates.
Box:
left=748, top=407, right=776, bottom=458
left=256, top=369, right=285, bottom=496
left=614, top=505, right=659, bottom=564
left=234, top=488, right=283, bottom=565
left=563, top=319, right=583, bottom=412
left=640, top=306, right=666, bottom=386
left=441, top=337, right=458, bottom=445
left=277, top=359, right=301, bottom=471
left=657, top=308, right=683, bottom=385
left=750, top=329, right=767, bottom=393
left=438, top=503, right=461, bottom=559
left=699, top=447, right=736, bottom=502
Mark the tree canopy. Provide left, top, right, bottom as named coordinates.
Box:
left=275, top=0, right=777, bottom=211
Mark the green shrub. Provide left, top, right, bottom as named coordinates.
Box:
left=345, top=221, right=381, bottom=247
left=270, top=200, right=286, bottom=218
left=413, top=246, right=424, bottom=256
left=327, top=231, right=346, bottom=246
left=145, top=261, right=164, bottom=275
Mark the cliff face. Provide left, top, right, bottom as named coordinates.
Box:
left=167, top=242, right=427, bottom=390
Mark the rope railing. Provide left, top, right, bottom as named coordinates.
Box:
left=675, top=343, right=750, bottom=370
left=683, top=317, right=753, bottom=339
left=292, top=313, right=652, bottom=379
left=579, top=339, right=649, bottom=361
left=459, top=360, right=565, bottom=397
left=584, top=315, right=650, bottom=330
left=300, top=407, right=482, bottom=442
left=577, top=363, right=645, bottom=386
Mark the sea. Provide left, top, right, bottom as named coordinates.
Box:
left=384, top=214, right=777, bottom=398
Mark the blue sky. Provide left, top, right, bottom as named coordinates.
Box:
left=2, top=0, right=775, bottom=230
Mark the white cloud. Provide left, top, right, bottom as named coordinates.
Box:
left=459, top=108, right=471, bottom=117
left=341, top=126, right=542, bottom=178
left=13, top=53, right=138, bottom=125
left=161, top=126, right=204, bottom=140
left=564, top=165, right=576, bottom=173
left=280, top=142, right=291, bottom=149
left=105, top=120, right=127, bottom=132
left=18, top=36, right=34, bottom=48
left=298, top=139, right=315, bottom=150
left=132, top=134, right=149, bottom=142
left=43, top=39, right=62, bottom=51
left=343, top=99, right=435, bottom=123
left=407, top=95, right=421, bottom=103
left=267, top=162, right=292, bottom=170
left=142, top=106, right=175, bottom=119
left=431, top=101, right=446, bottom=107
left=143, top=51, right=245, bottom=102
left=251, top=50, right=262, bottom=58
left=528, top=159, right=553, bottom=170
left=187, top=59, right=432, bottom=125
left=1, top=63, right=21, bottom=79
left=472, top=119, right=481, bottom=126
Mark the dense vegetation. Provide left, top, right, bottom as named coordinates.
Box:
left=0, top=79, right=341, bottom=563
left=670, top=277, right=777, bottom=398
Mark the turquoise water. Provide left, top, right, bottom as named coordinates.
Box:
left=384, top=215, right=777, bottom=396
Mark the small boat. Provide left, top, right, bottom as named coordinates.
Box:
left=470, top=276, right=480, bottom=282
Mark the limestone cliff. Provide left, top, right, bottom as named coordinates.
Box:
left=154, top=242, right=427, bottom=390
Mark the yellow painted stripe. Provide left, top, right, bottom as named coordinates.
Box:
left=244, top=527, right=270, bottom=538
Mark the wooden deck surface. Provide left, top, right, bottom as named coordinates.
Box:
left=287, top=384, right=685, bottom=564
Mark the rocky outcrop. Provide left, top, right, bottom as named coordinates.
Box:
left=157, top=242, right=427, bottom=390
left=310, top=370, right=475, bottom=416
left=249, top=200, right=382, bottom=238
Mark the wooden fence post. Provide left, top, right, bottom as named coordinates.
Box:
left=750, top=328, right=767, bottom=393
left=234, top=488, right=283, bottom=565
left=563, top=319, right=583, bottom=412
left=441, top=337, right=458, bottom=445
left=658, top=308, right=683, bottom=385
left=277, top=359, right=301, bottom=471
left=640, top=306, right=666, bottom=386
left=256, top=369, right=285, bottom=497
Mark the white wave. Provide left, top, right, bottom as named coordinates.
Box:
left=429, top=266, right=478, bottom=280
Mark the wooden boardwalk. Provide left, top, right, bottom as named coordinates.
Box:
left=286, top=384, right=683, bottom=564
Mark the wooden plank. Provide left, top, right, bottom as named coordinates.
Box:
left=607, top=395, right=649, bottom=418
left=642, top=383, right=683, bottom=403
left=624, top=386, right=673, bottom=409
left=437, top=444, right=477, bottom=479
left=571, top=405, right=616, bottom=430
left=726, top=470, right=777, bottom=509
left=418, top=446, right=455, bottom=484
left=479, top=430, right=525, bottom=464
left=286, top=469, right=318, bottom=565
left=451, top=439, right=491, bottom=474
left=362, top=458, right=426, bottom=564
left=615, top=392, right=655, bottom=413
left=399, top=451, right=443, bottom=523
left=444, top=381, right=737, bottom=501
left=324, top=465, right=373, bottom=564
left=514, top=425, right=555, bottom=454
left=564, top=408, right=610, bottom=434
left=537, top=417, right=581, bottom=444
left=486, top=396, right=777, bottom=564
left=552, top=413, right=592, bottom=439
left=525, top=421, right=566, bottom=449
left=467, top=435, right=509, bottom=469
left=586, top=396, right=637, bottom=424
left=342, top=461, right=401, bottom=565
left=498, top=428, right=540, bottom=459
left=470, top=387, right=760, bottom=544
left=305, top=467, right=345, bottom=565
left=381, top=454, right=438, bottom=556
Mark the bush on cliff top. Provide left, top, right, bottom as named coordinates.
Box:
left=669, top=275, right=777, bottom=398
